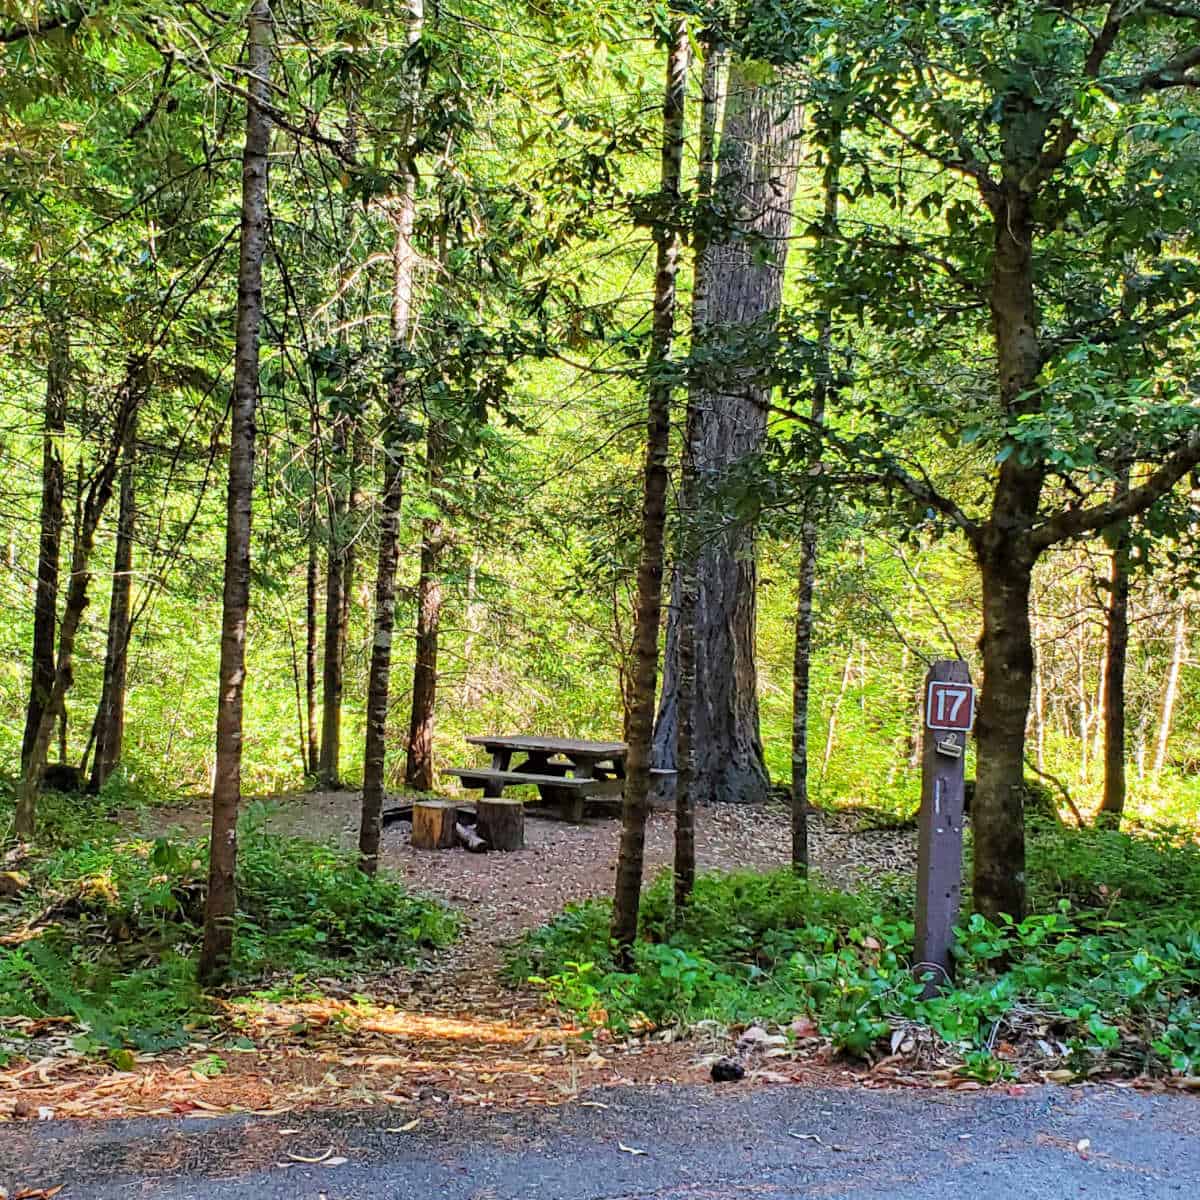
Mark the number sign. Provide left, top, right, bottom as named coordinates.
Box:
left=926, top=680, right=975, bottom=731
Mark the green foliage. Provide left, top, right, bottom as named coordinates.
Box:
left=0, top=813, right=457, bottom=1053
left=510, top=829, right=1200, bottom=1076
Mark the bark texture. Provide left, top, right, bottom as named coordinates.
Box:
left=653, top=62, right=803, bottom=807
left=673, top=36, right=724, bottom=914
left=791, top=111, right=842, bottom=872
left=90, top=409, right=137, bottom=792
left=404, top=424, right=446, bottom=792
left=304, top=521, right=319, bottom=774
left=199, top=0, right=272, bottom=983
left=970, top=103, right=1047, bottom=923
left=22, top=307, right=69, bottom=769
left=1097, top=476, right=1131, bottom=828
left=317, top=407, right=351, bottom=788
left=15, top=359, right=144, bottom=836
left=612, top=21, right=689, bottom=949
left=359, top=172, right=419, bottom=874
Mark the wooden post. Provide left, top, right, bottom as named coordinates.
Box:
left=477, top=798, right=525, bottom=851
left=412, top=800, right=458, bottom=849
left=914, top=659, right=973, bottom=996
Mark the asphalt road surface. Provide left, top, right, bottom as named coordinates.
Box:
left=2, top=1083, right=1197, bottom=1199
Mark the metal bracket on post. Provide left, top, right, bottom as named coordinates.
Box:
left=914, top=660, right=973, bottom=998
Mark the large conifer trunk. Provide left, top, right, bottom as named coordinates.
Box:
left=652, top=64, right=803, bottom=806
left=199, top=0, right=272, bottom=983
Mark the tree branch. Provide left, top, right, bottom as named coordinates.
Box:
left=1031, top=428, right=1200, bottom=550
left=1134, top=43, right=1200, bottom=90
left=1031, top=2, right=1123, bottom=187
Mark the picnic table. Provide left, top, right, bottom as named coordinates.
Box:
left=443, top=734, right=628, bottom=822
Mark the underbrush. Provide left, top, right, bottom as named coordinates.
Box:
left=508, top=821, right=1200, bottom=1079
left=0, top=800, right=456, bottom=1057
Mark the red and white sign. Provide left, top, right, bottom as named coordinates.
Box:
left=926, top=681, right=975, bottom=731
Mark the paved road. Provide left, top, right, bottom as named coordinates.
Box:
left=2, top=1084, right=1197, bottom=1198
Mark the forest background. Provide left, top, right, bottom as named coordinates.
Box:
left=1, top=0, right=1198, bottom=838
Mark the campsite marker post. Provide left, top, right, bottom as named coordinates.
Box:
left=914, top=659, right=974, bottom=997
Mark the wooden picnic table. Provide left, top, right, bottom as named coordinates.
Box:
left=444, top=734, right=628, bottom=822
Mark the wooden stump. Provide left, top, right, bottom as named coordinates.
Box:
left=476, top=799, right=525, bottom=851
left=411, top=801, right=458, bottom=850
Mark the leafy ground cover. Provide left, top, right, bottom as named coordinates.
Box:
left=0, top=791, right=457, bottom=1061
left=509, top=821, right=1200, bottom=1082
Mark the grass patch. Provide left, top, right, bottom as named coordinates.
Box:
left=508, top=821, right=1200, bottom=1079
left=0, top=799, right=457, bottom=1057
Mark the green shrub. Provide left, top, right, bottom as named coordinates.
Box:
left=0, top=814, right=457, bottom=1053
left=510, top=825, right=1200, bottom=1077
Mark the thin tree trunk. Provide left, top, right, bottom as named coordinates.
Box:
left=318, top=409, right=350, bottom=789
left=404, top=424, right=446, bottom=792
left=198, top=0, right=272, bottom=984
left=90, top=409, right=138, bottom=792
left=1032, top=595, right=1046, bottom=772
left=1075, top=582, right=1089, bottom=780
left=612, top=20, right=689, bottom=950
left=673, top=33, right=724, bottom=914
left=460, top=545, right=481, bottom=706
left=791, top=109, right=842, bottom=873
left=1097, top=474, right=1131, bottom=828
left=15, top=360, right=144, bottom=836
left=820, top=645, right=854, bottom=778
left=360, top=123, right=421, bottom=873
left=651, top=60, right=804, bottom=806
left=22, top=305, right=69, bottom=768
left=304, top=509, right=320, bottom=774
left=1152, top=605, right=1187, bottom=776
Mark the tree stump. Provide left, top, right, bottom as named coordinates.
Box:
left=476, top=799, right=525, bottom=851
left=411, top=801, right=458, bottom=850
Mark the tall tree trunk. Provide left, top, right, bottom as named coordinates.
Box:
left=1152, top=606, right=1187, bottom=776
left=651, top=62, right=804, bottom=806
left=971, top=168, right=1045, bottom=922
left=90, top=410, right=138, bottom=792
left=611, top=20, right=689, bottom=950
left=198, top=0, right=272, bottom=984
left=318, top=410, right=350, bottom=788
left=1097, top=474, right=1131, bottom=827
left=791, top=109, right=842, bottom=873
left=15, top=360, right=144, bottom=836
left=404, top=424, right=446, bottom=792
left=673, top=34, right=724, bottom=913
left=360, top=122, right=421, bottom=873
left=22, top=305, right=69, bottom=769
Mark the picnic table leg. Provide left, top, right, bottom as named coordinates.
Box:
left=485, top=748, right=512, bottom=798
left=561, top=759, right=595, bottom=823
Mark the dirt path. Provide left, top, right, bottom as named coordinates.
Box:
left=138, top=795, right=917, bottom=980
left=0, top=800, right=917, bottom=1126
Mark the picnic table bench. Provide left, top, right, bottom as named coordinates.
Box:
left=444, top=734, right=629, bottom=823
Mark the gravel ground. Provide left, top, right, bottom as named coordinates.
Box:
left=139, top=794, right=917, bottom=975
left=4, top=1082, right=1197, bottom=1199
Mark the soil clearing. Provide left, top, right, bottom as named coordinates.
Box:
left=2, top=797, right=916, bottom=1124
